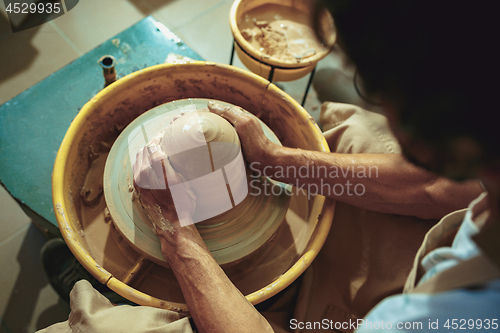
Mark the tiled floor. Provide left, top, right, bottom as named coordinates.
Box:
left=0, top=1, right=376, bottom=332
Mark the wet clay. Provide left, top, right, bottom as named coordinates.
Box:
left=80, top=142, right=112, bottom=207
left=238, top=4, right=327, bottom=63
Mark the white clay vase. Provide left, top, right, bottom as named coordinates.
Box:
left=159, top=110, right=248, bottom=226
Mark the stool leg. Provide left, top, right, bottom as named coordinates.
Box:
left=268, top=66, right=275, bottom=83
left=301, top=66, right=316, bottom=107
left=229, top=38, right=235, bottom=65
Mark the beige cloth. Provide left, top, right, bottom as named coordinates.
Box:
left=37, top=280, right=193, bottom=333
left=320, top=102, right=401, bottom=154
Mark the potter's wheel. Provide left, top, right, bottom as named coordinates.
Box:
left=103, top=98, right=292, bottom=266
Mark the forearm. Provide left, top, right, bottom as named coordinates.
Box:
left=134, top=133, right=272, bottom=333
left=160, top=224, right=273, bottom=333
left=255, top=146, right=482, bottom=220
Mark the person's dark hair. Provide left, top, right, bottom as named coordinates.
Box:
left=315, top=0, right=497, bottom=179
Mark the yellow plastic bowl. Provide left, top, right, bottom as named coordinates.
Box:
left=229, top=0, right=336, bottom=81
left=52, top=62, right=334, bottom=312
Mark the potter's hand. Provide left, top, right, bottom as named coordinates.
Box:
left=207, top=100, right=277, bottom=164
left=132, top=143, right=196, bottom=237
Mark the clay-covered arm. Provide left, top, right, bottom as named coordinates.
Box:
left=207, top=101, right=482, bottom=220
left=159, top=222, right=273, bottom=333
left=266, top=148, right=481, bottom=220
left=133, top=144, right=273, bottom=333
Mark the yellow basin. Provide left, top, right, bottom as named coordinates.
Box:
left=52, top=62, right=334, bottom=312
left=229, top=0, right=336, bottom=81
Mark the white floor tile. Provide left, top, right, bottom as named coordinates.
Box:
left=51, top=0, right=146, bottom=55
left=0, top=186, right=31, bottom=245
left=148, top=0, right=228, bottom=31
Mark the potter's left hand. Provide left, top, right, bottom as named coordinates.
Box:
left=207, top=100, right=278, bottom=164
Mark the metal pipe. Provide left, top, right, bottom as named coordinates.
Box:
left=99, top=55, right=116, bottom=86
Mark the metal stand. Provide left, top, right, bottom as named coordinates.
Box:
left=229, top=38, right=235, bottom=65
left=229, top=38, right=316, bottom=107
left=268, top=66, right=276, bottom=83
left=301, top=66, right=316, bottom=107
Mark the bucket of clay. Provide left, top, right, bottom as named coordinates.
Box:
left=229, top=0, right=336, bottom=81
left=52, top=62, right=335, bottom=312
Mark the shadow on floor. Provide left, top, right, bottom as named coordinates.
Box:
left=127, top=0, right=177, bottom=16
left=1, top=224, right=70, bottom=333
left=0, top=14, right=42, bottom=87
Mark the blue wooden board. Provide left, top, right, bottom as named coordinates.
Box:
left=0, top=16, right=203, bottom=227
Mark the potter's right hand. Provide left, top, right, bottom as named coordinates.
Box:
left=207, top=100, right=278, bottom=164
left=132, top=143, right=196, bottom=230
left=133, top=144, right=209, bottom=262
